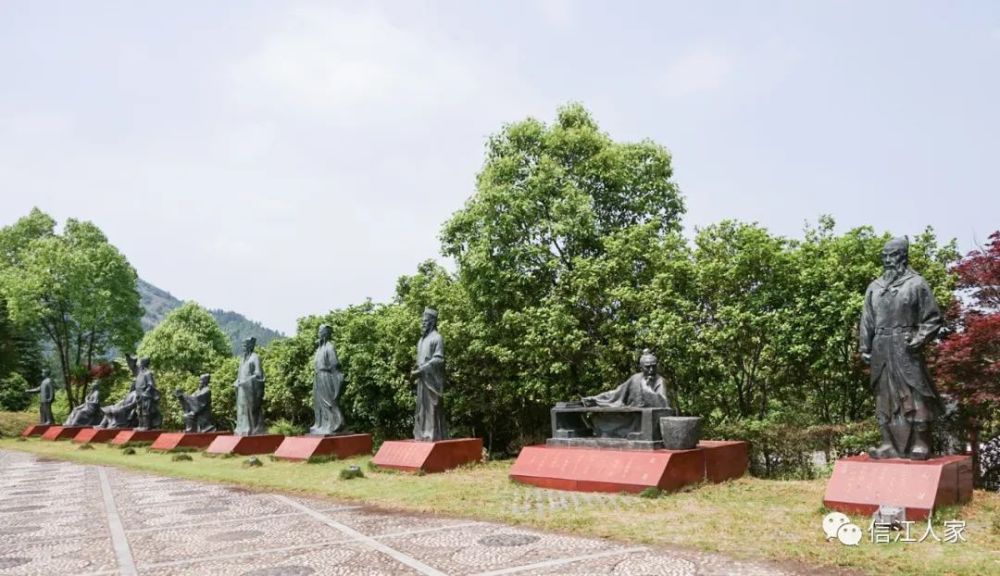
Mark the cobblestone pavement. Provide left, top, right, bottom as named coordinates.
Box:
left=0, top=450, right=814, bottom=576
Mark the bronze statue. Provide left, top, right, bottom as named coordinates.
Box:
left=411, top=308, right=447, bottom=441
left=174, top=374, right=215, bottom=433
left=24, top=369, right=55, bottom=425
left=583, top=349, right=672, bottom=409
left=309, top=324, right=345, bottom=435
left=234, top=337, right=266, bottom=436
left=64, top=381, right=103, bottom=426
left=98, top=382, right=137, bottom=429
left=860, top=237, right=943, bottom=460
left=133, top=357, right=162, bottom=430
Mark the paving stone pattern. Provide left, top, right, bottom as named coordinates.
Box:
left=0, top=450, right=806, bottom=575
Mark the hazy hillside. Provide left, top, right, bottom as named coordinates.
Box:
left=137, top=278, right=283, bottom=353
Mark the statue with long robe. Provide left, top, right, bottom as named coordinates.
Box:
left=583, top=349, right=673, bottom=410
left=411, top=308, right=447, bottom=441
left=133, top=357, right=162, bottom=430
left=234, top=337, right=266, bottom=436
left=174, top=374, right=215, bottom=433
left=24, top=370, right=55, bottom=425
left=861, top=237, right=944, bottom=460
left=65, top=382, right=103, bottom=426
left=309, top=324, right=345, bottom=435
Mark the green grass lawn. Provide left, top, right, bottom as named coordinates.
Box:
left=3, top=436, right=998, bottom=576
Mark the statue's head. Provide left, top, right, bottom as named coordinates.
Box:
left=243, top=337, right=257, bottom=355
left=421, top=308, right=438, bottom=335
left=199, top=373, right=211, bottom=387
left=138, top=357, right=151, bottom=370
left=41, top=368, right=50, bottom=378
left=639, top=349, right=658, bottom=379
left=318, top=324, right=332, bottom=342
left=882, top=237, right=909, bottom=273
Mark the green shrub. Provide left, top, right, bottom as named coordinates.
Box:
left=172, top=453, right=193, bottom=462
left=268, top=418, right=305, bottom=437
left=0, top=373, right=30, bottom=412
left=243, top=456, right=263, bottom=467
left=706, top=419, right=879, bottom=479
left=638, top=487, right=662, bottom=498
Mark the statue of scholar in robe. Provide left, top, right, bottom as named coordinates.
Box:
left=583, top=349, right=673, bottom=410
left=24, top=369, right=55, bottom=425
left=234, top=337, right=266, bottom=436
left=411, top=308, right=447, bottom=441
left=174, top=374, right=215, bottom=433
left=860, top=237, right=944, bottom=460
left=310, top=324, right=346, bottom=435
left=132, top=357, right=162, bottom=431
left=65, top=382, right=103, bottom=426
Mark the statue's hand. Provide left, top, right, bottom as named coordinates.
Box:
left=861, top=352, right=871, bottom=365
left=906, top=338, right=922, bottom=352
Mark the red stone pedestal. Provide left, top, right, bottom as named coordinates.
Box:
left=150, top=432, right=228, bottom=451
left=73, top=427, right=126, bottom=444
left=823, top=454, right=973, bottom=520
left=509, top=440, right=750, bottom=493
left=111, top=429, right=163, bottom=446
left=205, top=434, right=285, bottom=456
left=41, top=426, right=88, bottom=441
left=700, top=440, right=750, bottom=483
left=372, top=438, right=483, bottom=473
left=21, top=424, right=51, bottom=438
left=273, top=434, right=373, bottom=461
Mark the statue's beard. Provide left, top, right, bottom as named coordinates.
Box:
left=882, top=262, right=907, bottom=283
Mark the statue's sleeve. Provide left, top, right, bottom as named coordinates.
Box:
left=859, top=286, right=875, bottom=354
left=428, top=335, right=445, bottom=367
left=254, top=356, right=265, bottom=383
left=912, top=280, right=943, bottom=347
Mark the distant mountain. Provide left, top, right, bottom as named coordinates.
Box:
left=137, top=278, right=284, bottom=353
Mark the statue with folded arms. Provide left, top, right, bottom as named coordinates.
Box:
left=309, top=324, right=346, bottom=435
left=234, top=337, right=266, bottom=436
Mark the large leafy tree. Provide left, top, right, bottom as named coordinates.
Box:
left=0, top=210, right=142, bottom=407
left=440, top=104, right=686, bottom=445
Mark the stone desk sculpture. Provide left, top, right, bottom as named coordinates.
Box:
left=549, top=403, right=675, bottom=450
left=511, top=348, right=748, bottom=493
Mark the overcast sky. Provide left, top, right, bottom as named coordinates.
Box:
left=1, top=1, right=997, bottom=334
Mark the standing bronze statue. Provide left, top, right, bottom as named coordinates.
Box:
left=174, top=374, right=215, bottom=433
left=133, top=357, right=162, bottom=430
left=24, top=369, right=55, bottom=425
left=309, top=324, right=345, bottom=435
left=860, top=237, right=944, bottom=460
left=411, top=308, right=447, bottom=441
left=234, top=337, right=266, bottom=436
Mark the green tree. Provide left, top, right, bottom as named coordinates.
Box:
left=0, top=210, right=143, bottom=407
left=439, top=103, right=687, bottom=448
left=138, top=302, right=230, bottom=374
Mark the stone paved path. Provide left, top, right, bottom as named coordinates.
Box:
left=0, top=450, right=811, bottom=576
